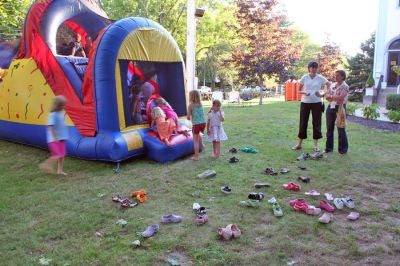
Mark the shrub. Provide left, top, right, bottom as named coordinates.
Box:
left=366, top=73, right=375, bottom=87
left=346, top=103, right=357, bottom=115
left=386, top=94, right=400, bottom=111
left=387, top=110, right=400, bottom=123
left=363, top=104, right=380, bottom=120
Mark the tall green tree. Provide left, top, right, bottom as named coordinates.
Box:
left=0, top=0, right=32, bottom=40
left=346, top=33, right=375, bottom=101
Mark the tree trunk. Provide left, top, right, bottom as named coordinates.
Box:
left=258, top=75, right=264, bottom=105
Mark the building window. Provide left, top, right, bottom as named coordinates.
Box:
left=389, top=39, right=400, bottom=50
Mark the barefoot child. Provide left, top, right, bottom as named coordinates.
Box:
left=207, top=99, right=227, bottom=158
left=151, top=107, right=176, bottom=146
left=187, top=90, right=206, bottom=160
left=39, top=96, right=68, bottom=175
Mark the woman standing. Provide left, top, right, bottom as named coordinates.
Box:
left=292, top=61, right=330, bottom=152
left=325, top=70, right=349, bottom=154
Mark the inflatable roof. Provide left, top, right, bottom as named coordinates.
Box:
left=0, top=0, right=195, bottom=163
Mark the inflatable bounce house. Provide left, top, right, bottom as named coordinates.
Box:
left=0, top=0, right=195, bottom=163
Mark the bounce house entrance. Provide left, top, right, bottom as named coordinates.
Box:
left=119, top=60, right=186, bottom=128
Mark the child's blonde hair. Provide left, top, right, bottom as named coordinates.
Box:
left=51, top=95, right=66, bottom=112
left=151, top=107, right=166, bottom=120
left=155, top=98, right=172, bottom=109
left=189, top=90, right=202, bottom=106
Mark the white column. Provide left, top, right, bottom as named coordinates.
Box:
left=186, top=0, right=196, bottom=92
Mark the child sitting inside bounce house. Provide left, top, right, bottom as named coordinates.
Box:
left=150, top=107, right=176, bottom=146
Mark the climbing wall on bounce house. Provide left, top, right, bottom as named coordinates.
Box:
left=0, top=59, right=74, bottom=146
left=285, top=81, right=301, bottom=101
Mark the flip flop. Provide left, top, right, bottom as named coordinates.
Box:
left=298, top=176, right=311, bottom=183
left=343, top=196, right=355, bottom=209
left=112, top=195, right=125, bottom=203
left=229, top=156, right=240, bottom=163
left=305, top=190, right=320, bottom=196
left=254, top=182, right=271, bottom=188
left=324, top=193, right=334, bottom=201
left=240, top=147, right=258, bottom=153
left=283, top=182, right=301, bottom=191
left=142, top=224, right=160, bottom=238
left=333, top=198, right=344, bottom=209
left=239, top=199, right=260, bottom=208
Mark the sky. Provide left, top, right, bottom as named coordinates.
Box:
left=279, top=0, right=379, bottom=56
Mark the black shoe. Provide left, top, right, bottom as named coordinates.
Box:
left=248, top=192, right=264, bottom=201
left=220, top=186, right=232, bottom=194
left=229, top=156, right=239, bottom=163
left=229, top=148, right=238, bottom=153
left=265, top=167, right=278, bottom=175
left=298, top=165, right=307, bottom=170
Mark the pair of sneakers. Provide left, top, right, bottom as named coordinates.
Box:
left=333, top=197, right=355, bottom=209
left=268, top=197, right=283, bottom=217
left=193, top=203, right=208, bottom=225
left=218, top=224, right=241, bottom=240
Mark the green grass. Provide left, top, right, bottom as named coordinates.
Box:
left=0, top=102, right=399, bottom=265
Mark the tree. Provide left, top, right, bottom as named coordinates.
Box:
left=0, top=0, right=32, bottom=40
left=346, top=33, right=375, bottom=101
left=230, top=0, right=301, bottom=102
left=316, top=40, right=343, bottom=81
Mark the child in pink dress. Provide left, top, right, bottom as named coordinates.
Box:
left=207, top=99, right=227, bottom=158
left=151, top=107, right=176, bottom=146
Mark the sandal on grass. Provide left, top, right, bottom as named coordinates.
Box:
left=121, top=198, right=138, bottom=208
left=142, top=224, right=160, bottom=238
left=112, top=195, right=125, bottom=203
left=254, top=182, right=271, bottom=188
left=229, top=156, right=240, bottom=163
left=291, top=144, right=302, bottom=150
left=298, top=176, right=311, bottom=183
left=220, top=186, right=232, bottom=194
left=239, top=199, right=260, bottom=208
left=283, top=182, right=301, bottom=191
left=347, top=212, right=360, bottom=221
left=265, top=167, right=278, bottom=176
left=305, top=190, right=320, bottom=196
left=272, top=202, right=283, bottom=217
left=280, top=167, right=290, bottom=174
left=319, top=212, right=333, bottom=224
left=226, top=224, right=241, bottom=238
left=289, top=198, right=307, bottom=206
left=293, top=202, right=309, bottom=212
left=248, top=192, right=264, bottom=201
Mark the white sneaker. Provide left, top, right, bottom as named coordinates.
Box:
left=193, top=203, right=200, bottom=211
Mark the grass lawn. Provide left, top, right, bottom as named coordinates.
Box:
left=0, top=102, right=399, bottom=265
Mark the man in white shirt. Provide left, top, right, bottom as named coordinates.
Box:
left=292, top=61, right=330, bottom=152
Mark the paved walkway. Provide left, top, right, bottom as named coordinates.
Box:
left=354, top=107, right=391, bottom=122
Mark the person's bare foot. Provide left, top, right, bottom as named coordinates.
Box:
left=58, top=172, right=68, bottom=176
left=39, top=162, right=54, bottom=174
left=190, top=156, right=200, bottom=161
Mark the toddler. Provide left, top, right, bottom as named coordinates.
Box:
left=207, top=99, right=227, bottom=158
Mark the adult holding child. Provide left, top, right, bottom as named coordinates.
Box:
left=292, top=61, right=331, bottom=152
left=324, top=70, right=349, bottom=154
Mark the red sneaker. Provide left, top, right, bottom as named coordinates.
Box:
left=283, top=182, right=301, bottom=191
left=293, top=202, right=309, bottom=212
left=320, top=200, right=335, bottom=213
left=289, top=199, right=307, bottom=206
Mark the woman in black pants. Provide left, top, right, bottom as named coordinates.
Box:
left=325, top=70, right=349, bottom=154
left=292, top=62, right=330, bottom=152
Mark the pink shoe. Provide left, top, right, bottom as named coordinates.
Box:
left=289, top=199, right=307, bottom=206
left=305, top=190, right=320, bottom=196
left=347, top=212, right=360, bottom=221
left=293, top=202, right=309, bottom=212
left=320, top=200, right=335, bottom=213
left=306, top=206, right=322, bottom=216
left=319, top=212, right=333, bottom=224
left=226, top=224, right=241, bottom=238
left=218, top=227, right=233, bottom=240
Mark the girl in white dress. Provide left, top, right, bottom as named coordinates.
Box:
left=207, top=99, right=228, bottom=158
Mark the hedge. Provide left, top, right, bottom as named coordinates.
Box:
left=386, top=94, right=400, bottom=111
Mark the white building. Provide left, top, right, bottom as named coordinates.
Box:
left=369, top=0, right=400, bottom=104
